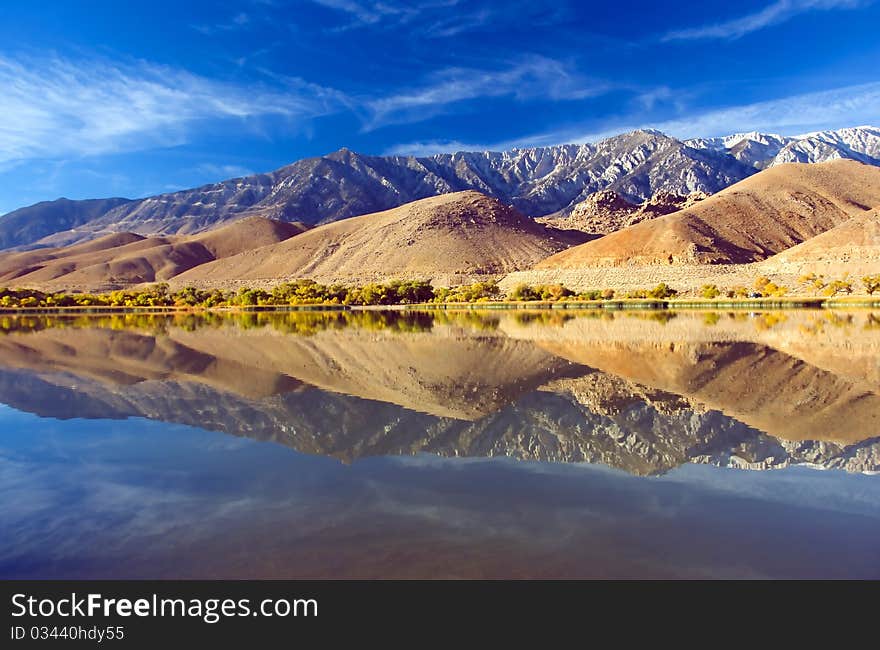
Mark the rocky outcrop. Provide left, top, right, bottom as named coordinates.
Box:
left=537, top=188, right=710, bottom=235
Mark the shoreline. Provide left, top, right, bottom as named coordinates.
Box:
left=2, top=296, right=879, bottom=315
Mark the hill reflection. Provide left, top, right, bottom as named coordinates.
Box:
left=0, top=309, right=877, bottom=474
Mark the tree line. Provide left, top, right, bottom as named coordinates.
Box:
left=1, top=274, right=878, bottom=310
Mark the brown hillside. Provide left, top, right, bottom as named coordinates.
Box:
left=536, top=160, right=880, bottom=268
left=759, top=209, right=880, bottom=275
left=175, top=191, right=587, bottom=287
left=190, top=217, right=308, bottom=258
left=0, top=216, right=307, bottom=290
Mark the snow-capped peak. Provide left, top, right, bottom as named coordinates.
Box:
left=722, top=131, right=789, bottom=148
left=687, top=125, right=880, bottom=169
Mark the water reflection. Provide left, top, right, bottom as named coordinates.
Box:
left=0, top=309, right=877, bottom=474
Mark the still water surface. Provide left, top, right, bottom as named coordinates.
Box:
left=0, top=309, right=878, bottom=578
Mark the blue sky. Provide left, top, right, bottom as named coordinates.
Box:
left=0, top=0, right=879, bottom=214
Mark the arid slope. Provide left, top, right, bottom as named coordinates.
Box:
left=758, top=209, right=880, bottom=276
left=175, top=191, right=586, bottom=287
left=535, top=160, right=880, bottom=268
left=0, top=217, right=307, bottom=290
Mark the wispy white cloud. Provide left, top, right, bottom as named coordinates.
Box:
left=310, top=0, right=568, bottom=38
left=383, top=127, right=599, bottom=155
left=309, top=0, right=527, bottom=37
left=383, top=131, right=578, bottom=156
left=195, top=163, right=257, bottom=179
left=192, top=12, right=252, bottom=35
left=0, top=54, right=347, bottom=165
left=310, top=0, right=457, bottom=30
left=663, top=0, right=871, bottom=41
left=363, top=56, right=610, bottom=131
left=634, top=86, right=677, bottom=111
left=420, top=8, right=492, bottom=37
left=643, top=81, right=880, bottom=139
left=383, top=140, right=488, bottom=156
left=310, top=0, right=400, bottom=25
left=385, top=82, right=880, bottom=153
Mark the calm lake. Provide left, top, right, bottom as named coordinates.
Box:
left=0, top=309, right=878, bottom=579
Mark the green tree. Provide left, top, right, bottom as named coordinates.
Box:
left=509, top=284, right=540, bottom=301
left=647, top=283, right=677, bottom=299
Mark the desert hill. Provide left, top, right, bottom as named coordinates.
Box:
left=175, top=190, right=587, bottom=287
left=535, top=160, right=880, bottom=269
left=758, top=209, right=880, bottom=276
left=0, top=216, right=307, bottom=290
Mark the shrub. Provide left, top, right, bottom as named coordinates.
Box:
left=232, top=287, right=271, bottom=306
left=539, top=284, right=574, bottom=301
left=750, top=277, right=787, bottom=298
left=762, top=282, right=788, bottom=298
left=798, top=273, right=827, bottom=294
left=647, top=283, right=678, bottom=299
left=509, top=284, right=541, bottom=301
left=507, top=283, right=574, bottom=302
left=173, top=286, right=214, bottom=307
left=863, top=274, right=880, bottom=295
left=700, top=284, right=721, bottom=299
left=391, top=280, right=435, bottom=304
left=823, top=279, right=853, bottom=297
left=434, top=281, right=499, bottom=303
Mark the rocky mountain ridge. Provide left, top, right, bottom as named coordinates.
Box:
left=686, top=125, right=880, bottom=169
left=3, top=125, right=877, bottom=251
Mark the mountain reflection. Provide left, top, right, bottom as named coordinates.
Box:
left=0, top=309, right=878, bottom=475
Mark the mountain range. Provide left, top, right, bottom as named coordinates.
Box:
left=3, top=158, right=879, bottom=293
left=2, top=125, right=878, bottom=251
left=686, top=125, right=880, bottom=169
